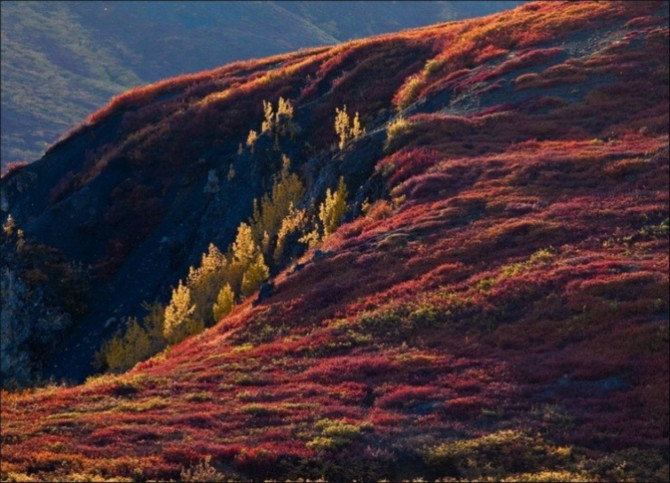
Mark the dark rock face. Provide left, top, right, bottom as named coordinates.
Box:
left=0, top=232, right=88, bottom=386
left=254, top=281, right=275, bottom=305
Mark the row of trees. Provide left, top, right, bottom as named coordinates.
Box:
left=99, top=146, right=349, bottom=373
left=246, top=98, right=366, bottom=153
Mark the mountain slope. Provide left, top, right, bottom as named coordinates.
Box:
left=1, top=1, right=668, bottom=481
left=0, top=1, right=522, bottom=167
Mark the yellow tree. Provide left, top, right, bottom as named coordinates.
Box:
left=141, top=301, right=167, bottom=352
left=261, top=100, right=274, bottom=133
left=187, top=243, right=227, bottom=326
left=101, top=317, right=151, bottom=373
left=251, top=154, right=305, bottom=255
left=97, top=302, right=167, bottom=374
left=246, top=129, right=258, bottom=153
left=241, top=253, right=270, bottom=298
left=163, top=280, right=202, bottom=344
left=100, top=332, right=125, bottom=372
left=351, top=111, right=365, bottom=138
left=276, top=97, right=295, bottom=138
left=319, top=177, right=348, bottom=237
left=225, top=222, right=262, bottom=297
left=334, top=105, right=364, bottom=149
left=231, top=222, right=258, bottom=266
left=274, top=204, right=306, bottom=263
left=212, top=283, right=234, bottom=321
left=335, top=105, right=351, bottom=150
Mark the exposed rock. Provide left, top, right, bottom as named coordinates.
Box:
left=203, top=169, right=221, bottom=194
left=254, top=281, right=275, bottom=305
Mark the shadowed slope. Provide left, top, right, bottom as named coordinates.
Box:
left=1, top=1, right=668, bottom=481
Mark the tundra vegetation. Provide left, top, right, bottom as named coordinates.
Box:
left=0, top=1, right=668, bottom=481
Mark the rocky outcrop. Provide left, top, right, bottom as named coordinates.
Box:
left=0, top=260, right=73, bottom=387
left=0, top=226, right=89, bottom=386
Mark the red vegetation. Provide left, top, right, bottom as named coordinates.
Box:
left=2, top=1, right=668, bottom=481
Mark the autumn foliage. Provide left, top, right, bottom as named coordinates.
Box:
left=1, top=1, right=668, bottom=481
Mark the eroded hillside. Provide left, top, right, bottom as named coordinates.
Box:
left=1, top=1, right=668, bottom=481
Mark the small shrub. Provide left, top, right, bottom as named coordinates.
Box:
left=384, top=116, right=413, bottom=152
left=180, top=456, right=225, bottom=482
left=423, top=430, right=573, bottom=480
left=306, top=419, right=371, bottom=450
left=395, top=74, right=423, bottom=110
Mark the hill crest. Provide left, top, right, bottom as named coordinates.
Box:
left=1, top=1, right=668, bottom=481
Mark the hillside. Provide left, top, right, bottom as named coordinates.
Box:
left=1, top=1, right=669, bottom=481
left=0, top=1, right=522, bottom=168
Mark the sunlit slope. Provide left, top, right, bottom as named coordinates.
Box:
left=0, top=1, right=522, bottom=167
left=1, top=1, right=668, bottom=481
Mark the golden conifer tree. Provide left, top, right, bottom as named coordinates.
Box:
left=241, top=253, right=270, bottom=298
left=335, top=105, right=351, bottom=150
left=334, top=105, right=364, bottom=149
left=251, top=155, right=305, bottom=255
left=163, top=280, right=201, bottom=344
left=97, top=302, right=167, bottom=374
left=351, top=111, right=365, bottom=138
left=274, top=204, right=306, bottom=263
left=187, top=243, right=227, bottom=326
left=231, top=222, right=258, bottom=266
left=246, top=129, right=258, bottom=153
left=261, top=100, right=274, bottom=133
left=101, top=317, right=151, bottom=373
left=276, top=97, right=295, bottom=137
left=224, top=222, right=262, bottom=296
left=141, top=301, right=167, bottom=351
left=299, top=227, right=321, bottom=249
left=212, top=283, right=234, bottom=321
left=319, top=176, right=348, bottom=237
left=100, top=331, right=125, bottom=372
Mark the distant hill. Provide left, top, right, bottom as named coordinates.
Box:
left=1, top=1, right=668, bottom=481
left=0, top=1, right=522, bottom=167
